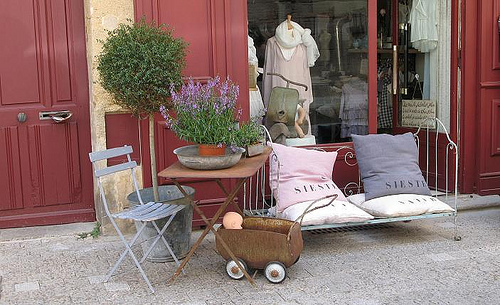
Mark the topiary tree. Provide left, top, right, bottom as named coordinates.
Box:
left=97, top=18, right=188, bottom=201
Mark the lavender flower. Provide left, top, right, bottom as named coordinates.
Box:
left=160, top=76, right=242, bottom=146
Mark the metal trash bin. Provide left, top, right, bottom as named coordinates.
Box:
left=127, top=185, right=194, bottom=262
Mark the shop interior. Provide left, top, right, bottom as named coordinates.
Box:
left=248, top=0, right=433, bottom=145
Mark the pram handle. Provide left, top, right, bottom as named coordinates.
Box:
left=287, top=194, right=339, bottom=240
left=267, top=72, right=308, bottom=91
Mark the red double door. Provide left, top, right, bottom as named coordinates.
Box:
left=0, top=0, right=94, bottom=228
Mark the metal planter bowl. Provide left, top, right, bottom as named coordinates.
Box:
left=173, top=145, right=245, bottom=170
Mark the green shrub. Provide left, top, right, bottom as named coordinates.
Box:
left=97, top=19, right=188, bottom=115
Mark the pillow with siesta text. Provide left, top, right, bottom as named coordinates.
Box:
left=352, top=132, right=431, bottom=201
left=269, top=142, right=348, bottom=212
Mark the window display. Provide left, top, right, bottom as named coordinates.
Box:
left=262, top=15, right=318, bottom=145
left=249, top=0, right=369, bottom=144
left=248, top=0, right=451, bottom=145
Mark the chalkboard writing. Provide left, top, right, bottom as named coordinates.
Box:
left=401, top=99, right=436, bottom=128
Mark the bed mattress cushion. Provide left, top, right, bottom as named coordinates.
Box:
left=278, top=196, right=374, bottom=226
left=347, top=193, right=455, bottom=217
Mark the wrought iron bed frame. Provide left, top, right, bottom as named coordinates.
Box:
left=242, top=118, right=460, bottom=241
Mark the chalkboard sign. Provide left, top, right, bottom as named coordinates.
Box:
left=401, top=99, right=436, bottom=128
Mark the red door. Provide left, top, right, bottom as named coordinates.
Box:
left=135, top=0, right=249, bottom=226
left=0, top=0, right=94, bottom=228
left=476, top=0, right=500, bottom=195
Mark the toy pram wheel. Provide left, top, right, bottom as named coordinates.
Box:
left=264, top=261, right=286, bottom=284
left=225, top=259, right=248, bottom=280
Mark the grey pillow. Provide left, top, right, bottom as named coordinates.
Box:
left=352, top=132, right=431, bottom=201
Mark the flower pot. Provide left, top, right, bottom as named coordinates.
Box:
left=174, top=145, right=245, bottom=170
left=246, top=142, right=265, bottom=157
left=127, top=185, right=195, bottom=263
left=198, top=144, right=226, bottom=156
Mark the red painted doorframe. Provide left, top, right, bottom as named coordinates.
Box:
left=460, top=0, right=478, bottom=194
left=368, top=0, right=378, bottom=133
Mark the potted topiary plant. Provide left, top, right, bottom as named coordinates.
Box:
left=97, top=19, right=192, bottom=262
left=97, top=18, right=187, bottom=201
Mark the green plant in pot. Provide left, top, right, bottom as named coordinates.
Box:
left=160, top=76, right=240, bottom=154
left=161, top=76, right=263, bottom=168
left=234, top=119, right=266, bottom=157
left=97, top=19, right=192, bottom=262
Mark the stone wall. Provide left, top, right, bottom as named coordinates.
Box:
left=84, top=0, right=140, bottom=234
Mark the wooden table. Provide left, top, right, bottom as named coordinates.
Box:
left=158, top=147, right=272, bottom=285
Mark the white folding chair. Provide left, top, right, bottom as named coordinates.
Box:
left=89, top=145, right=186, bottom=293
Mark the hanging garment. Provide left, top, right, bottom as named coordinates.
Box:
left=248, top=36, right=259, bottom=66
left=377, top=60, right=393, bottom=129
left=409, top=0, right=438, bottom=52
left=262, top=36, right=313, bottom=134
left=248, top=36, right=265, bottom=120
left=339, top=78, right=368, bottom=138
left=275, top=20, right=320, bottom=67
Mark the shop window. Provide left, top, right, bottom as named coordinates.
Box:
left=247, top=0, right=452, bottom=146
left=248, top=0, right=369, bottom=145
left=376, top=0, right=452, bottom=134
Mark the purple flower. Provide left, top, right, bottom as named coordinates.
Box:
left=160, top=76, right=240, bottom=145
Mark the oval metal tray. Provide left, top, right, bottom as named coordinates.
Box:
left=173, top=145, right=245, bottom=170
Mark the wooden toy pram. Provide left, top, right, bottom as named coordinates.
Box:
left=216, top=195, right=337, bottom=283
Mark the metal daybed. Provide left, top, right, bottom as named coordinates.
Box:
left=242, top=118, right=461, bottom=241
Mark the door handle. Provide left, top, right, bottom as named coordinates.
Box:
left=393, top=45, right=398, bottom=95
left=498, top=16, right=500, bottom=34
left=39, top=110, right=73, bottom=123
left=51, top=111, right=72, bottom=123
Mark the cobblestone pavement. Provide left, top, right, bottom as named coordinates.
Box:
left=0, top=206, right=499, bottom=304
